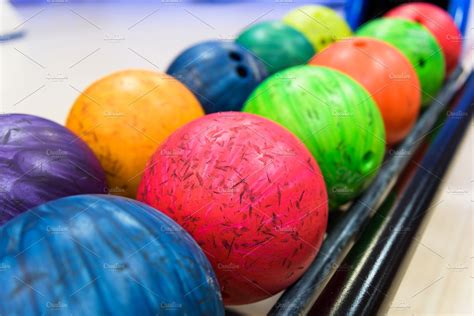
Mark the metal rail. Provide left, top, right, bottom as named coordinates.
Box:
left=309, top=70, right=474, bottom=315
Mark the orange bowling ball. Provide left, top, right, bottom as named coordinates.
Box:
left=66, top=69, right=204, bottom=197
left=310, top=37, right=421, bottom=144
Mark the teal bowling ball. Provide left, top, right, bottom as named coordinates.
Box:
left=236, top=21, right=315, bottom=75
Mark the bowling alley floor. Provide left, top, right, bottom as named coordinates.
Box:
left=1, top=1, right=472, bottom=315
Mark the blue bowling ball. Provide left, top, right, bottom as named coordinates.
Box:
left=167, top=40, right=267, bottom=113
left=0, top=195, right=224, bottom=315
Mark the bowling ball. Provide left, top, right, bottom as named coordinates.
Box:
left=236, top=21, right=315, bottom=75
left=0, top=114, right=106, bottom=225
left=243, top=66, right=386, bottom=208
left=357, top=18, right=445, bottom=106
left=386, top=2, right=462, bottom=76
left=0, top=195, right=224, bottom=315
left=283, top=5, right=352, bottom=51
left=167, top=40, right=267, bottom=113
left=66, top=69, right=204, bottom=198
left=137, top=112, right=328, bottom=305
left=310, top=37, right=421, bottom=144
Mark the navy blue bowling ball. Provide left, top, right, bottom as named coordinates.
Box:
left=167, top=40, right=267, bottom=113
left=0, top=195, right=224, bottom=315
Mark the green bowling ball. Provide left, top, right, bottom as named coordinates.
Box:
left=236, top=21, right=315, bottom=75
left=356, top=18, right=445, bottom=107
left=243, top=66, right=386, bottom=208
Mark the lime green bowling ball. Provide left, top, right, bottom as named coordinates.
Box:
left=283, top=5, right=352, bottom=51
left=356, top=18, right=445, bottom=106
left=236, top=21, right=315, bottom=75
left=243, top=66, right=386, bottom=208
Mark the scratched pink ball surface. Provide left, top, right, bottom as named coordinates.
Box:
left=137, top=112, right=328, bottom=305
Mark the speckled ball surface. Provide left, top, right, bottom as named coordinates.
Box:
left=0, top=114, right=106, bottom=225
left=243, top=66, right=386, bottom=208
left=167, top=40, right=268, bottom=113
left=137, top=112, right=328, bottom=305
left=0, top=195, right=224, bottom=315
left=66, top=69, right=204, bottom=198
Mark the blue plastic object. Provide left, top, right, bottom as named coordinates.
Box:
left=448, top=0, right=471, bottom=35
left=167, top=40, right=267, bottom=113
left=345, top=0, right=471, bottom=35
left=0, top=195, right=224, bottom=316
left=344, top=0, right=367, bottom=30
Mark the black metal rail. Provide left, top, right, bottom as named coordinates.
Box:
left=308, top=71, right=474, bottom=315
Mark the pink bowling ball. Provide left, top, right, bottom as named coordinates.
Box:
left=138, top=112, right=328, bottom=305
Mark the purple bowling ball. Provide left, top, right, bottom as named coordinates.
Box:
left=0, top=114, right=107, bottom=225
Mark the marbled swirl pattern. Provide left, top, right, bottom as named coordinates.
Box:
left=167, top=41, right=268, bottom=113
left=0, top=195, right=224, bottom=315
left=283, top=5, right=352, bottom=51
left=310, top=37, right=421, bottom=144
left=244, top=66, right=386, bottom=208
left=66, top=70, right=204, bottom=198
left=0, top=114, right=106, bottom=225
left=385, top=3, right=461, bottom=76
left=236, top=21, right=315, bottom=75
left=357, top=18, right=445, bottom=106
left=138, top=112, right=328, bottom=305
